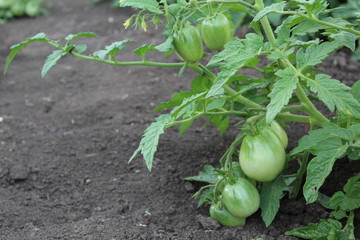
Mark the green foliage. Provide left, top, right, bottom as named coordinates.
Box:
left=93, top=40, right=135, bottom=60
left=184, top=165, right=217, bottom=184
left=286, top=173, right=360, bottom=239
left=266, top=67, right=298, bottom=124
left=259, top=176, right=287, bottom=227
left=4, top=0, right=360, bottom=235
left=306, top=74, right=360, bottom=119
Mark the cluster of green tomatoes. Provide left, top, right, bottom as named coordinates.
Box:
left=211, top=120, right=288, bottom=227
left=173, top=12, right=234, bottom=61
left=0, top=0, right=43, bottom=22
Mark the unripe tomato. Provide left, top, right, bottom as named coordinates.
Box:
left=26, top=0, right=41, bottom=17
left=222, top=178, right=260, bottom=218
left=210, top=201, right=246, bottom=227
left=239, top=128, right=286, bottom=182
left=258, top=119, right=288, bottom=149
left=173, top=24, right=203, bottom=62
left=200, top=13, right=234, bottom=51
left=11, top=0, right=26, bottom=16
left=0, top=0, right=12, bottom=8
left=270, top=120, right=288, bottom=149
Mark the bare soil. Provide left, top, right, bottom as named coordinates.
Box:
left=0, top=1, right=359, bottom=239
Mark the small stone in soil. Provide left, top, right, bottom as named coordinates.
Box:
left=196, top=214, right=221, bottom=230
left=184, top=182, right=194, bottom=192
left=9, top=164, right=29, bottom=181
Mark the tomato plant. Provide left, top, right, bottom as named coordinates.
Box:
left=3, top=0, right=360, bottom=237
left=200, top=13, right=234, bottom=51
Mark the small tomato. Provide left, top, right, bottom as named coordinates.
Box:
left=210, top=201, right=246, bottom=227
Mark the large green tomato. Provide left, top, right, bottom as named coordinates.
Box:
left=200, top=13, right=233, bottom=51
left=222, top=178, right=260, bottom=218
left=173, top=24, right=203, bottom=62
left=210, top=201, right=246, bottom=227
left=11, top=0, right=26, bottom=16
left=258, top=119, right=288, bottom=149
left=239, top=128, right=286, bottom=182
left=0, top=0, right=12, bottom=8
left=25, top=0, right=41, bottom=17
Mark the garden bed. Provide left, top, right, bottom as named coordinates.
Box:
left=0, top=0, right=359, bottom=239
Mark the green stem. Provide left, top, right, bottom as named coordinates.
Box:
left=271, top=11, right=360, bottom=36
left=72, top=52, right=185, bottom=68
left=290, top=152, right=310, bottom=198
left=293, top=83, right=329, bottom=124
left=300, top=13, right=360, bottom=37
left=281, top=104, right=306, bottom=113
left=277, top=113, right=309, bottom=123
left=207, top=0, right=257, bottom=10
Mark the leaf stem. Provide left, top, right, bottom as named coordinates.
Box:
left=190, top=63, right=265, bottom=109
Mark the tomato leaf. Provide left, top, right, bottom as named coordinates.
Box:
left=41, top=50, right=67, bottom=77
left=129, top=114, right=173, bottom=171
left=206, top=34, right=264, bottom=99
left=65, top=32, right=97, bottom=43
left=285, top=219, right=343, bottom=239
left=196, top=186, right=215, bottom=207
left=266, top=67, right=298, bottom=124
left=303, top=137, right=348, bottom=203
left=291, top=0, right=328, bottom=15
left=184, top=165, right=217, bottom=184
left=153, top=91, right=196, bottom=112
left=306, top=74, right=360, bottom=119
left=119, top=0, right=163, bottom=14
left=350, top=80, right=360, bottom=103
left=155, top=36, right=174, bottom=55
left=208, top=115, right=230, bottom=135
left=296, top=41, right=339, bottom=69
left=260, top=176, right=287, bottom=227
left=170, top=92, right=206, bottom=119
left=93, top=39, right=135, bottom=60
left=253, top=2, right=287, bottom=22
left=326, top=31, right=356, bottom=52
left=133, top=44, right=156, bottom=58
left=74, top=44, right=87, bottom=53
left=291, top=123, right=338, bottom=155
left=4, top=33, right=50, bottom=74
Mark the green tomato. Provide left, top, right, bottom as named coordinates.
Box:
left=173, top=24, right=203, bottom=62
left=11, top=0, right=26, bottom=16
left=222, top=178, right=260, bottom=218
left=270, top=120, right=288, bottom=149
left=239, top=128, right=286, bottom=182
left=210, top=201, right=246, bottom=227
left=25, top=0, right=41, bottom=17
left=0, top=0, right=12, bottom=8
left=258, top=119, right=288, bottom=149
left=200, top=13, right=234, bottom=51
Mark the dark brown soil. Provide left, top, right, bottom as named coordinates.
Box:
left=0, top=1, right=359, bottom=239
